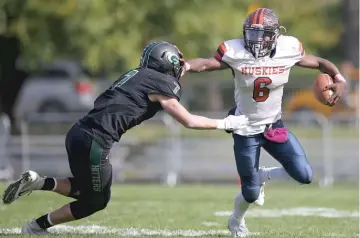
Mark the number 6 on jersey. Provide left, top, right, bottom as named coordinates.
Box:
left=253, top=77, right=272, bottom=102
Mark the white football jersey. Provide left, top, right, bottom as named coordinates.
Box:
left=216, top=35, right=305, bottom=136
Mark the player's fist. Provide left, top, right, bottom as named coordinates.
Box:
left=174, top=45, right=185, bottom=66
left=216, top=115, right=249, bottom=131
left=225, top=106, right=237, bottom=134
left=174, top=45, right=187, bottom=77
left=323, top=81, right=346, bottom=107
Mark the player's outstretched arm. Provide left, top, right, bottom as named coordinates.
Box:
left=296, top=54, right=347, bottom=106
left=148, top=94, right=248, bottom=130
left=184, top=57, right=229, bottom=73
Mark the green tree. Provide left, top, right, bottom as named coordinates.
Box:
left=2, top=0, right=342, bottom=71
left=0, top=0, right=344, bottom=114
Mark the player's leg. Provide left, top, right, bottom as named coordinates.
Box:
left=2, top=170, right=77, bottom=204
left=226, top=107, right=266, bottom=206
left=29, top=165, right=112, bottom=232
left=262, top=126, right=313, bottom=184
left=2, top=125, right=88, bottom=204
left=22, top=125, right=113, bottom=234
left=228, top=133, right=264, bottom=237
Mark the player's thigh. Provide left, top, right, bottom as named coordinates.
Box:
left=233, top=133, right=264, bottom=202
left=232, top=134, right=262, bottom=183
left=65, top=125, right=113, bottom=196
left=263, top=131, right=313, bottom=184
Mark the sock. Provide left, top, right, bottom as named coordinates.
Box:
left=41, top=178, right=57, bottom=191
left=233, top=191, right=250, bottom=224
left=35, top=213, right=53, bottom=229
left=260, top=167, right=291, bottom=183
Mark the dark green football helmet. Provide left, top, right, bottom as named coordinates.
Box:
left=139, top=41, right=183, bottom=79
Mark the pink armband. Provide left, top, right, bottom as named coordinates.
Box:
left=334, top=74, right=346, bottom=83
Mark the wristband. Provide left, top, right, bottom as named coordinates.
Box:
left=334, top=74, right=346, bottom=83
left=216, top=120, right=226, bottom=130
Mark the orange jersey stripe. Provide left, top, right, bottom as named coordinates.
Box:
left=215, top=43, right=227, bottom=60
left=215, top=51, right=222, bottom=61
left=219, top=43, right=227, bottom=54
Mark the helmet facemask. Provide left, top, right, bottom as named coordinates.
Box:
left=244, top=25, right=280, bottom=58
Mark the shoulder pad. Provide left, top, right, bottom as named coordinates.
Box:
left=276, top=35, right=305, bottom=61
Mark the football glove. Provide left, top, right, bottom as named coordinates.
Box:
left=216, top=115, right=249, bottom=131
left=225, top=106, right=237, bottom=133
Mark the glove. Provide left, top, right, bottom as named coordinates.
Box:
left=225, top=106, right=237, bottom=134
left=216, top=115, right=249, bottom=131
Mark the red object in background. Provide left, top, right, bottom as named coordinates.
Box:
left=75, top=81, right=93, bottom=94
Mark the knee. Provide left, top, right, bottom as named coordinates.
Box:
left=296, top=160, right=313, bottom=184
left=85, top=190, right=111, bottom=213
left=88, top=197, right=108, bottom=212
left=300, top=163, right=313, bottom=184
left=70, top=189, right=111, bottom=220
left=241, top=185, right=260, bottom=203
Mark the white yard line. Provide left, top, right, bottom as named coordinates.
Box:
left=215, top=207, right=359, bottom=218
left=201, top=221, right=220, bottom=227
left=324, top=233, right=358, bottom=237
left=0, top=225, right=260, bottom=236
left=0, top=226, right=355, bottom=237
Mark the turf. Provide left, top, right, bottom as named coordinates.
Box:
left=0, top=183, right=358, bottom=238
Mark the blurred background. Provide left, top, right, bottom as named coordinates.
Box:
left=0, top=0, right=358, bottom=187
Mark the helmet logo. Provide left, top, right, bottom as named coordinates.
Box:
left=166, top=52, right=180, bottom=65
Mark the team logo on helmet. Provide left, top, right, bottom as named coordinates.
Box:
left=166, top=52, right=180, bottom=65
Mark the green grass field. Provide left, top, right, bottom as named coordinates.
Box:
left=0, top=182, right=358, bottom=238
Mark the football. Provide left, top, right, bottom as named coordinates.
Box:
left=312, top=73, right=334, bottom=105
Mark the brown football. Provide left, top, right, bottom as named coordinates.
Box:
left=312, top=73, right=334, bottom=105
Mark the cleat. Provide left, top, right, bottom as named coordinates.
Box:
left=227, top=214, right=249, bottom=237
left=21, top=219, right=49, bottom=235
left=2, top=171, right=45, bottom=204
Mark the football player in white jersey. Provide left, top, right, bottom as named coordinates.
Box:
left=182, top=8, right=347, bottom=237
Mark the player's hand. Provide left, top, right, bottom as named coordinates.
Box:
left=179, top=50, right=185, bottom=66
left=174, top=45, right=185, bottom=65
left=225, top=107, right=237, bottom=134
left=216, top=115, right=249, bottom=131
left=323, top=81, right=346, bottom=107
left=174, top=45, right=187, bottom=77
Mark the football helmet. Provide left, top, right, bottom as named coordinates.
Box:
left=139, top=41, right=183, bottom=79
left=243, top=8, right=281, bottom=58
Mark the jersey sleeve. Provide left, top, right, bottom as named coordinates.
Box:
left=286, top=36, right=306, bottom=63
left=150, top=77, right=182, bottom=101
left=214, top=40, right=244, bottom=66
left=215, top=42, right=228, bottom=62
